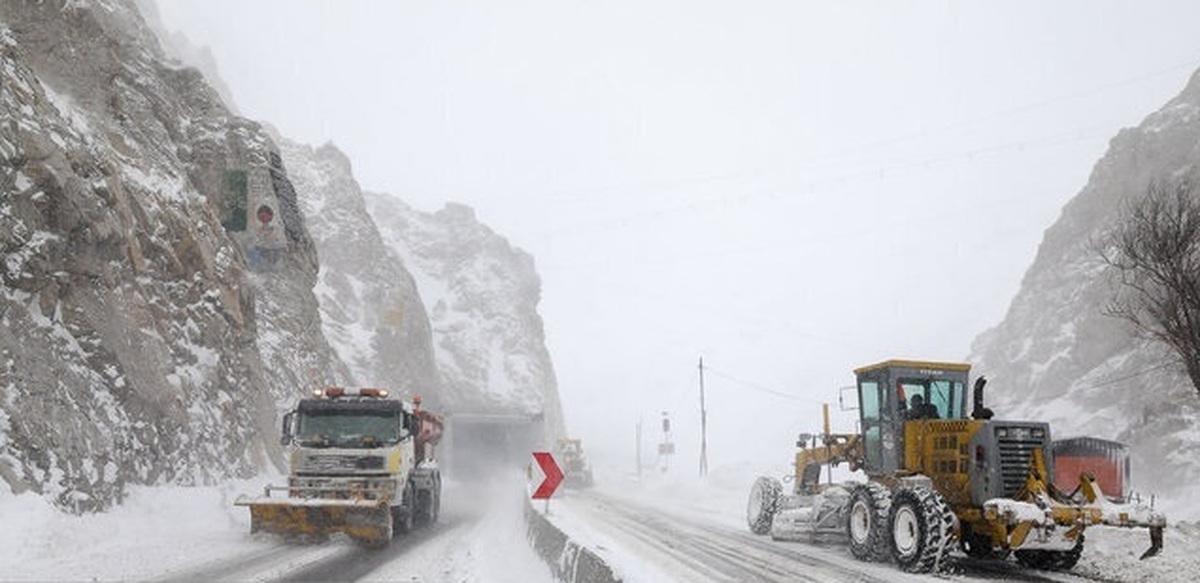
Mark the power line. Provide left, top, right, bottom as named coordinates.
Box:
left=530, top=122, right=1114, bottom=246
left=506, top=57, right=1200, bottom=211
left=702, top=365, right=821, bottom=403
left=1077, top=361, right=1177, bottom=390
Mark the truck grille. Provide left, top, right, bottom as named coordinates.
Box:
left=996, top=426, right=1047, bottom=497
left=298, top=454, right=385, bottom=474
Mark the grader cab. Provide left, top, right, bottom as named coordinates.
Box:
left=747, top=359, right=1166, bottom=574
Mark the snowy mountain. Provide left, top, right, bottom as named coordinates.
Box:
left=277, top=139, right=441, bottom=405
left=365, top=193, right=565, bottom=437
left=0, top=0, right=349, bottom=511
left=970, top=69, right=1200, bottom=503
left=0, top=0, right=565, bottom=512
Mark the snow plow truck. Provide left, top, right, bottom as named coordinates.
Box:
left=236, top=387, right=443, bottom=547
left=746, top=359, right=1166, bottom=574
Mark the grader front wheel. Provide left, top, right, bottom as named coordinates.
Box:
left=889, top=487, right=955, bottom=573
left=747, top=477, right=782, bottom=535
left=847, top=483, right=892, bottom=562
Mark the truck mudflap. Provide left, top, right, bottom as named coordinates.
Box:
left=235, top=490, right=393, bottom=545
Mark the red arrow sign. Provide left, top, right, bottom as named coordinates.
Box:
left=531, top=452, right=564, bottom=499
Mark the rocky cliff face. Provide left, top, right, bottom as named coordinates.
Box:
left=0, top=0, right=344, bottom=510
left=1, top=0, right=567, bottom=511
left=278, top=139, right=441, bottom=404
left=366, top=194, right=565, bottom=438
left=970, top=69, right=1200, bottom=500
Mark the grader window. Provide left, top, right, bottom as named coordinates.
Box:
left=859, top=381, right=881, bottom=420
left=899, top=378, right=965, bottom=419
left=859, top=380, right=885, bottom=471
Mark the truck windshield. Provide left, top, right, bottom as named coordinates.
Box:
left=296, top=410, right=402, bottom=448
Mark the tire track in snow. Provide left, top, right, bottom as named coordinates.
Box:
left=277, top=515, right=469, bottom=582
left=567, top=490, right=1119, bottom=583
left=153, top=542, right=349, bottom=583
left=564, top=491, right=896, bottom=582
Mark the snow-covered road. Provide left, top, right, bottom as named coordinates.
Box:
left=540, top=466, right=1199, bottom=583
left=549, top=488, right=901, bottom=582
left=0, top=478, right=554, bottom=582
left=3, top=465, right=1196, bottom=582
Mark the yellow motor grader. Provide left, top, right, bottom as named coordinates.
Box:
left=746, top=359, right=1166, bottom=574
left=555, top=438, right=595, bottom=488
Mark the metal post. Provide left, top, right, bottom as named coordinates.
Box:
left=699, top=357, right=709, bottom=477
left=636, top=418, right=643, bottom=479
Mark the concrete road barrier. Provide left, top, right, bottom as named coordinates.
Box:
left=524, top=498, right=621, bottom=583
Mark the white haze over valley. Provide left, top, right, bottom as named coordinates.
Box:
left=152, top=0, right=1200, bottom=486
left=8, top=2, right=1200, bottom=581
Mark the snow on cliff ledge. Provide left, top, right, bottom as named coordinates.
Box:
left=366, top=194, right=565, bottom=437
left=969, top=68, right=1200, bottom=508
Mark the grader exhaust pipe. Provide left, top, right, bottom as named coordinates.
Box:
left=971, top=376, right=994, bottom=420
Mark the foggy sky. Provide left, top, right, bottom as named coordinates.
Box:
left=155, top=1, right=1200, bottom=475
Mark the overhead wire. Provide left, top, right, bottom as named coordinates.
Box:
left=1075, top=360, right=1177, bottom=390
left=530, top=122, right=1115, bottom=247
left=518, top=57, right=1200, bottom=212
left=702, top=365, right=822, bottom=404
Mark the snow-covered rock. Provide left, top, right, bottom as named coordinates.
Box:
left=366, top=194, right=565, bottom=437
left=279, top=139, right=441, bottom=404
left=0, top=0, right=565, bottom=512
left=970, top=68, right=1200, bottom=510
left=0, top=0, right=344, bottom=510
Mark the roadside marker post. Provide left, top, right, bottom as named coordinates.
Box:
left=531, top=451, right=564, bottom=514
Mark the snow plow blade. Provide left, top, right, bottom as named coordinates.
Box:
left=235, top=495, right=392, bottom=545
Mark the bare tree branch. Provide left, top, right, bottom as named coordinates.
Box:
left=1099, top=175, right=1200, bottom=397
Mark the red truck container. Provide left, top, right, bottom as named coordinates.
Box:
left=1052, top=437, right=1129, bottom=502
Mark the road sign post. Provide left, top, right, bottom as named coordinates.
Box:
left=531, top=452, right=563, bottom=513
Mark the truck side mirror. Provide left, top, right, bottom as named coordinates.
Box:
left=280, top=411, right=296, bottom=446
left=405, top=413, right=420, bottom=439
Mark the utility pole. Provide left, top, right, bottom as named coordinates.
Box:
left=699, top=357, right=709, bottom=477
left=659, top=411, right=674, bottom=472
left=636, top=417, right=643, bottom=479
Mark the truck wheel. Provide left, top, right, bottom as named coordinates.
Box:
left=430, top=477, right=441, bottom=523
left=889, top=487, right=955, bottom=573
left=847, top=482, right=892, bottom=562
left=747, top=477, right=782, bottom=535
left=393, top=481, right=415, bottom=534
left=1015, top=535, right=1084, bottom=571
left=353, top=506, right=393, bottom=548
left=415, top=489, right=436, bottom=527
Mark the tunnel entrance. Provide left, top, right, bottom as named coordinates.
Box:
left=444, top=413, right=545, bottom=482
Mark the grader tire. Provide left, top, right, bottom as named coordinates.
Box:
left=746, top=477, right=782, bottom=535
left=847, top=482, right=892, bottom=562
left=889, top=487, right=956, bottom=573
